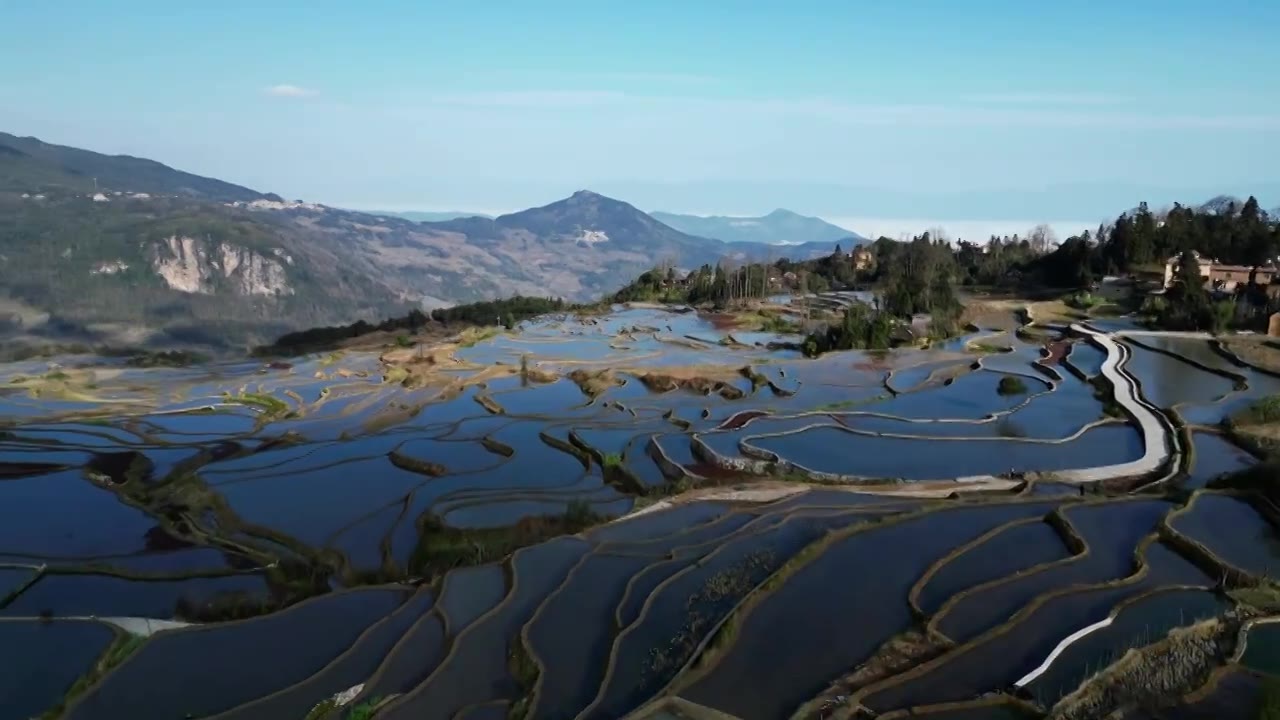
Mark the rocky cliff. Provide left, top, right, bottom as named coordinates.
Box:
left=151, top=235, right=293, bottom=296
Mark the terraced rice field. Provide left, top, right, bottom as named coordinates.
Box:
left=2, top=304, right=1278, bottom=718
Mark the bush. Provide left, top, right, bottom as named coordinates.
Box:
left=1066, top=292, right=1100, bottom=310
left=997, top=376, right=1029, bottom=396
left=1232, top=395, right=1280, bottom=426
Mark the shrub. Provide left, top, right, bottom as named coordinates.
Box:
left=997, top=376, right=1028, bottom=396
left=1066, top=292, right=1100, bottom=310
left=1232, top=395, right=1280, bottom=426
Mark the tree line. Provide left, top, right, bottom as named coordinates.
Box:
left=256, top=296, right=570, bottom=355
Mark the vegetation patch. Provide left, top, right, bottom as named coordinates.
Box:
left=481, top=436, right=516, bottom=457
left=567, top=368, right=620, bottom=399
left=388, top=450, right=447, bottom=477
left=475, top=393, right=506, bottom=415
left=42, top=631, right=146, bottom=719
left=223, top=391, right=292, bottom=420
left=968, top=342, right=1011, bottom=354
left=122, top=349, right=208, bottom=367
left=646, top=550, right=777, bottom=682
left=1051, top=617, right=1238, bottom=720
left=1089, top=375, right=1126, bottom=419
left=1230, top=395, right=1280, bottom=427
left=997, top=376, right=1029, bottom=396
left=345, top=696, right=384, bottom=720
left=408, top=502, right=605, bottom=578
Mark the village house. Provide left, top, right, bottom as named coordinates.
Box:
left=1162, top=251, right=1278, bottom=293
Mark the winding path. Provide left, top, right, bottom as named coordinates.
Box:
left=1052, top=324, right=1176, bottom=483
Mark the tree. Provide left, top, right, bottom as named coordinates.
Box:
left=1027, top=224, right=1057, bottom=255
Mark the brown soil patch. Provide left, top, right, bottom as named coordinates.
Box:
left=568, top=368, right=621, bottom=398
left=1044, top=340, right=1070, bottom=364
left=1223, top=336, right=1280, bottom=375
left=960, top=299, right=1023, bottom=330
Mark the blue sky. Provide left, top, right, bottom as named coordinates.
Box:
left=2, top=1, right=1278, bottom=238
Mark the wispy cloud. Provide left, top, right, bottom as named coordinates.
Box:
left=263, top=84, right=319, bottom=99
left=960, top=92, right=1127, bottom=106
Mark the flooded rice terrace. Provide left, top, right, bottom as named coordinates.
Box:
left=2, top=303, right=1279, bottom=719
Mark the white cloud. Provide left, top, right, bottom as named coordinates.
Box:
left=263, top=84, right=318, bottom=98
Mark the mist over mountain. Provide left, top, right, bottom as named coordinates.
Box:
left=651, top=208, right=865, bottom=246
left=364, top=210, right=494, bottom=222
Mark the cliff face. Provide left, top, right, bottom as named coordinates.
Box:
left=151, top=235, right=293, bottom=296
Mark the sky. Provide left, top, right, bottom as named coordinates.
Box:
left=2, top=0, right=1279, bottom=241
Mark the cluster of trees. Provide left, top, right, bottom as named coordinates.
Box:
left=259, top=296, right=569, bottom=355
left=428, top=296, right=568, bottom=327
left=612, top=260, right=779, bottom=306
left=800, top=234, right=963, bottom=356
left=802, top=302, right=894, bottom=356
left=1025, top=197, right=1279, bottom=289
left=1101, top=197, right=1277, bottom=270
left=1144, top=251, right=1235, bottom=332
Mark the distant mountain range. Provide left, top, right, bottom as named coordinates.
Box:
left=0, top=132, right=847, bottom=351
left=0, top=131, right=267, bottom=202
left=651, top=208, right=865, bottom=246
left=365, top=210, right=495, bottom=222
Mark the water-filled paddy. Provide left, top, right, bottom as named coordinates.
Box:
left=1122, top=343, right=1238, bottom=408
left=1023, top=588, right=1228, bottom=707
left=750, top=424, right=1143, bottom=480
left=1185, top=431, right=1257, bottom=488
left=1171, top=493, right=1280, bottom=578
left=212, top=589, right=436, bottom=720
left=65, top=588, right=409, bottom=720
left=0, top=620, right=116, bottom=720
left=0, top=305, right=1268, bottom=719
left=680, top=502, right=1064, bottom=719
left=526, top=552, right=653, bottom=719
left=916, top=519, right=1071, bottom=616
left=1240, top=621, right=1280, bottom=675
left=2, top=571, right=271, bottom=619
left=935, top=500, right=1173, bottom=643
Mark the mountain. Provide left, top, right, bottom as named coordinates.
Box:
left=0, top=133, right=844, bottom=353
left=650, top=208, right=864, bottom=246
left=1198, top=195, right=1243, bottom=216
left=0, top=132, right=267, bottom=202
left=365, top=210, right=494, bottom=222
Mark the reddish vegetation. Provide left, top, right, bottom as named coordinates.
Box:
left=1043, top=340, right=1070, bottom=364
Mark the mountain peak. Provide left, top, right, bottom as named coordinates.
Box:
left=651, top=208, right=863, bottom=245
left=570, top=189, right=603, bottom=200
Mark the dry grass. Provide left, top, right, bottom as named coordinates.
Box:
left=1051, top=617, right=1236, bottom=720
left=1222, top=337, right=1280, bottom=375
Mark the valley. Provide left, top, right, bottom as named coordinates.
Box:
left=3, top=291, right=1280, bottom=719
